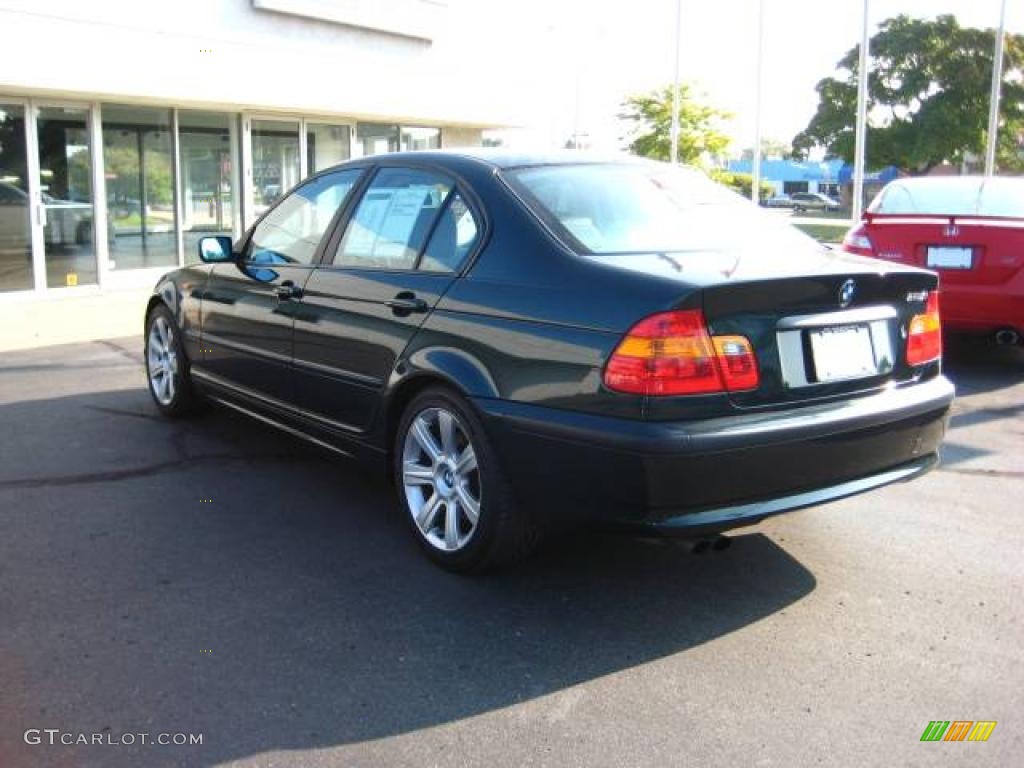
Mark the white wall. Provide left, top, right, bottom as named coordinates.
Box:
left=441, top=126, right=483, bottom=148
left=0, top=0, right=519, bottom=127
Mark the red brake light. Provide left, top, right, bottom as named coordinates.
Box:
left=842, top=224, right=874, bottom=256
left=604, top=310, right=760, bottom=396
left=906, top=292, right=942, bottom=366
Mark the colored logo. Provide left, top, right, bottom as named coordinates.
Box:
left=920, top=721, right=997, bottom=742
left=838, top=279, right=856, bottom=308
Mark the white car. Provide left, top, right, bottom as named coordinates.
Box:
left=790, top=192, right=841, bottom=212
left=0, top=181, right=109, bottom=247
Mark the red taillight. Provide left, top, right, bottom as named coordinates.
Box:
left=906, top=292, right=942, bottom=365
left=604, top=310, right=760, bottom=396
left=712, top=335, right=760, bottom=391
left=842, top=224, right=874, bottom=256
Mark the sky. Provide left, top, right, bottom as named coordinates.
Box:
left=466, top=0, right=1023, bottom=154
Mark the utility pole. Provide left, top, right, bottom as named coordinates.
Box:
left=670, top=0, right=681, bottom=164
left=751, top=0, right=765, bottom=204
left=851, top=0, right=870, bottom=223
left=984, top=0, right=1007, bottom=176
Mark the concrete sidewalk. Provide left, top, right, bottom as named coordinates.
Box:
left=0, top=288, right=152, bottom=353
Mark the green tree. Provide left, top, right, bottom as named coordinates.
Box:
left=709, top=169, right=773, bottom=201
left=620, top=84, right=731, bottom=164
left=793, top=14, right=1024, bottom=172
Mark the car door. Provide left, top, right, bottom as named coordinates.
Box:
left=294, top=165, right=482, bottom=433
left=198, top=167, right=363, bottom=405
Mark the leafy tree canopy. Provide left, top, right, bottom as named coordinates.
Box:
left=792, top=14, right=1024, bottom=172
left=620, top=84, right=731, bottom=164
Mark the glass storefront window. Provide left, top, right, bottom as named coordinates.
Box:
left=0, top=103, right=32, bottom=292
left=357, top=123, right=400, bottom=157
left=401, top=126, right=441, bottom=151
left=36, top=105, right=97, bottom=288
left=179, top=111, right=236, bottom=264
left=306, top=122, right=351, bottom=174
left=102, top=104, right=176, bottom=270
left=252, top=118, right=300, bottom=216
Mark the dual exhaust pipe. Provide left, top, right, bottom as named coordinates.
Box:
left=995, top=328, right=1021, bottom=346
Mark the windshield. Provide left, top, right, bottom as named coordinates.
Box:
left=505, top=162, right=816, bottom=255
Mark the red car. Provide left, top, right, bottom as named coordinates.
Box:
left=842, top=176, right=1024, bottom=344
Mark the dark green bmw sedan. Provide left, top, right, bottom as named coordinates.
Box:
left=143, top=150, right=954, bottom=572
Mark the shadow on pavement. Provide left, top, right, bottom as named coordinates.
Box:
left=942, top=334, right=1024, bottom=397
left=0, top=385, right=815, bottom=767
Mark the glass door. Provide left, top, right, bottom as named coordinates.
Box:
left=306, top=121, right=351, bottom=174
left=0, top=101, right=33, bottom=293
left=101, top=104, right=177, bottom=271
left=34, top=104, right=98, bottom=288
left=179, top=110, right=238, bottom=264
left=251, top=118, right=300, bottom=218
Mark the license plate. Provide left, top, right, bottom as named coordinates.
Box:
left=927, top=246, right=973, bottom=269
left=809, top=325, right=877, bottom=383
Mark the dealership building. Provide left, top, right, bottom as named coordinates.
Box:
left=0, top=0, right=515, bottom=298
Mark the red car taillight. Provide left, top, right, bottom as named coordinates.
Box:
left=604, top=310, right=759, bottom=396
left=906, top=292, right=942, bottom=365
left=842, top=224, right=874, bottom=256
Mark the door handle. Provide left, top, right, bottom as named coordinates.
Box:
left=385, top=292, right=429, bottom=315
left=275, top=280, right=303, bottom=301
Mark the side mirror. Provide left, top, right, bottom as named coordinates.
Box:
left=198, top=235, right=234, bottom=263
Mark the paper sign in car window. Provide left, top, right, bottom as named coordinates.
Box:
left=373, top=186, right=432, bottom=264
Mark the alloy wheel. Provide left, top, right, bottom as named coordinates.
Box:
left=147, top=315, right=179, bottom=406
left=401, top=406, right=481, bottom=552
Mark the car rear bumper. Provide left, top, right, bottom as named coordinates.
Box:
left=941, top=281, right=1024, bottom=333
left=474, top=375, right=954, bottom=533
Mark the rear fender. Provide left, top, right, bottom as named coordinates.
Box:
left=397, top=346, right=500, bottom=399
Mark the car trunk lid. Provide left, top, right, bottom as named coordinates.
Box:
left=593, top=241, right=938, bottom=415
left=863, top=213, right=1024, bottom=287
left=701, top=269, right=936, bottom=410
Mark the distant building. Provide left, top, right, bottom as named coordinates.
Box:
left=0, top=0, right=519, bottom=297
left=727, top=158, right=899, bottom=207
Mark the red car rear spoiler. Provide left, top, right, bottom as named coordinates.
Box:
left=863, top=211, right=1024, bottom=226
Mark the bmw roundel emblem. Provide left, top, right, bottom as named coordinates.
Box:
left=838, top=279, right=856, bottom=308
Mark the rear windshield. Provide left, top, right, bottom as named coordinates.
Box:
left=504, top=162, right=815, bottom=255
left=869, top=178, right=1024, bottom=218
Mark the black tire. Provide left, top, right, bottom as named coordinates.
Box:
left=144, top=304, right=201, bottom=417
left=393, top=386, right=537, bottom=573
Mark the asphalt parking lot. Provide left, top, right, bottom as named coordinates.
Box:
left=1, top=335, right=1021, bottom=767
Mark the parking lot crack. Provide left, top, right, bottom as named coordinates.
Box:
left=0, top=452, right=302, bottom=491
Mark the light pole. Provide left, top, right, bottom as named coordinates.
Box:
left=751, top=0, right=765, bottom=204
left=984, top=0, right=1008, bottom=176
left=670, top=0, right=681, bottom=164
left=851, top=0, right=870, bottom=223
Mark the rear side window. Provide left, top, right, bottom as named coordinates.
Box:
left=334, top=168, right=452, bottom=270
left=419, top=193, right=479, bottom=272
left=249, top=169, right=361, bottom=265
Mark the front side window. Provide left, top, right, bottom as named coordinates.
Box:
left=248, top=168, right=361, bottom=265
left=506, top=162, right=813, bottom=255
left=334, top=168, right=453, bottom=270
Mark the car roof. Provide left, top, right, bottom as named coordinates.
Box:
left=363, top=148, right=658, bottom=170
